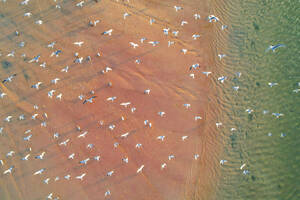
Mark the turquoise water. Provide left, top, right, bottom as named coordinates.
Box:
left=212, top=0, right=300, bottom=199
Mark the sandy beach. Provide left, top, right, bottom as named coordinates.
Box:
left=0, top=0, right=222, bottom=199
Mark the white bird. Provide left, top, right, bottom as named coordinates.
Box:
left=35, top=20, right=43, bottom=25
left=157, top=135, right=165, bottom=141
left=135, top=143, right=142, bottom=148
left=6, top=151, right=15, bottom=157
left=220, top=160, right=227, bottom=165
left=202, top=71, right=212, bottom=77
left=0, top=92, right=7, bottom=98
left=131, top=107, right=136, bottom=113
left=158, top=111, right=166, bottom=117
left=102, top=29, right=113, bottom=36
left=31, top=82, right=42, bottom=89
left=105, top=190, right=111, bottom=197
left=87, top=144, right=94, bottom=149
left=168, top=41, right=175, bottom=47
left=183, top=103, right=191, bottom=109
left=61, top=66, right=69, bottom=72
left=233, top=86, right=239, bottom=91
left=129, top=42, right=139, bottom=48
left=107, top=170, right=114, bottom=176
left=47, top=193, right=53, bottom=199
left=35, top=152, right=46, bottom=160
left=140, top=38, right=147, bottom=43
left=182, top=135, right=188, bottom=141
left=19, top=114, right=25, bottom=120
left=120, top=102, right=131, bottom=107
left=148, top=41, right=159, bottom=46
left=122, top=157, right=128, bottom=163
left=24, top=12, right=32, bottom=17
left=23, top=134, right=32, bottom=141
left=94, top=156, right=100, bottom=161
left=108, top=124, right=115, bottom=130
left=172, top=31, right=179, bottom=36
left=47, top=42, right=56, bottom=48
left=121, top=132, right=130, bottom=138
left=44, top=178, right=50, bottom=184
left=218, top=54, right=226, bottom=60
left=40, top=62, right=46, bottom=68
left=268, top=82, right=278, bottom=87
left=192, top=34, right=200, bottom=40
left=194, top=154, right=200, bottom=160
left=0, top=160, right=3, bottom=166
left=64, top=174, right=71, bottom=180
left=222, top=25, right=228, bottom=30
left=168, top=155, right=175, bottom=160
left=123, top=12, right=130, bottom=19
left=144, top=89, right=150, bottom=94
left=149, top=18, right=155, bottom=25
left=59, top=139, right=70, bottom=146
left=177, top=47, right=186, bottom=56
left=51, top=78, right=60, bottom=84
left=181, top=21, right=188, bottom=26
left=107, top=96, right=117, bottom=102
left=78, top=131, right=88, bottom=138
left=20, top=0, right=29, bottom=5
left=56, top=93, right=62, bottom=100
left=216, top=122, right=222, bottom=128
left=6, top=51, right=15, bottom=57
left=174, top=6, right=183, bottom=12
left=194, top=14, right=201, bottom=19
left=73, top=41, right=84, bottom=47
left=4, top=116, right=12, bottom=122
left=240, top=163, right=246, bottom=170
left=0, top=127, right=3, bottom=134
left=48, top=90, right=55, bottom=98
left=208, top=15, right=219, bottom=22
left=76, top=1, right=84, bottom=7
left=136, top=165, right=144, bottom=173
left=161, top=163, right=167, bottom=169
left=79, top=158, right=90, bottom=165
left=218, top=76, right=227, bottom=83
left=3, top=166, right=14, bottom=175
left=272, top=113, right=284, bottom=118
left=68, top=153, right=75, bottom=160
left=76, top=173, right=86, bottom=180
left=34, top=168, right=45, bottom=175
left=105, top=66, right=112, bottom=72
left=53, top=132, right=59, bottom=139
left=293, top=89, right=300, bottom=93
left=41, top=122, right=47, bottom=127
left=245, top=109, right=253, bottom=114
left=195, top=116, right=202, bottom=120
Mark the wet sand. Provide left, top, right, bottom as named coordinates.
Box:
left=0, top=0, right=221, bottom=199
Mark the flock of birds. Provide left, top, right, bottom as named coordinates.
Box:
left=0, top=0, right=298, bottom=200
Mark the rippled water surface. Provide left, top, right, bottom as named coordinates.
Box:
left=213, top=0, right=300, bottom=199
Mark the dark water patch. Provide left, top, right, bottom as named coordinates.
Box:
left=1, top=60, right=12, bottom=70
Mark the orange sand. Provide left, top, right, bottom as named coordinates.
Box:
left=0, top=0, right=221, bottom=200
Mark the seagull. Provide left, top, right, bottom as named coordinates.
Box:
left=121, top=132, right=130, bottom=138
left=181, top=49, right=188, bottom=54
left=181, top=21, right=188, bottom=26
left=172, top=31, right=179, bottom=36
left=28, top=54, right=40, bottom=63
left=149, top=18, right=155, bottom=25
left=190, top=73, right=195, bottom=79
left=31, top=113, right=38, bottom=120
left=23, top=134, right=32, bottom=141
left=6, top=51, right=15, bottom=57
left=59, top=139, right=70, bottom=146
left=48, top=90, right=55, bottom=98
left=83, top=96, right=97, bottom=104
left=190, top=63, right=200, bottom=70
left=35, top=152, right=46, bottom=159
left=144, top=89, right=150, bottom=94
left=240, top=163, right=246, bottom=170
left=4, top=116, right=12, bottom=122
left=183, top=103, right=191, bottom=109
left=94, top=156, right=100, bottom=161
left=108, top=124, right=115, bottom=130
left=148, top=41, right=159, bottom=46
left=44, top=178, right=50, bottom=184
left=78, top=131, right=88, bottom=138
left=266, top=44, right=286, bottom=52
left=168, top=155, right=175, bottom=160
left=192, top=34, right=200, bottom=40
left=129, top=42, right=139, bottom=48
left=218, top=54, right=226, bottom=60
left=208, top=15, right=219, bottom=22
left=195, top=116, right=202, bottom=120
left=293, top=89, right=300, bottom=93
left=136, top=165, right=144, bottom=173
left=35, top=20, right=43, bottom=25
left=102, top=29, right=113, bottom=36
left=272, top=113, right=284, bottom=118
left=157, top=135, right=165, bottom=141
left=6, top=151, right=15, bottom=157
left=233, top=86, right=239, bottom=91
left=158, top=111, right=166, bottom=117
left=268, top=82, right=278, bottom=87
left=105, top=190, right=111, bottom=197
left=202, top=71, right=212, bottom=77
left=131, top=107, right=136, bottom=113
left=0, top=127, right=3, bottom=134
left=0, top=92, right=7, bottom=98
left=135, top=143, right=142, bottom=149
left=74, top=41, right=84, bottom=47
left=34, top=168, right=45, bottom=175
left=61, top=66, right=69, bottom=72
left=21, top=154, right=30, bottom=161
left=2, top=74, right=16, bottom=83
left=47, top=193, right=53, bottom=199
left=68, top=153, right=75, bottom=159
left=123, top=12, right=130, bottom=19
left=114, top=142, right=119, bottom=148
left=19, top=114, right=25, bottom=120
left=31, top=82, right=42, bottom=89
left=87, top=144, right=94, bottom=149
left=47, top=42, right=56, bottom=48
left=20, top=0, right=29, bottom=5
left=216, top=122, right=222, bottom=128
left=140, top=38, right=147, bottom=43
left=120, top=102, right=131, bottom=107
left=122, top=157, right=129, bottom=163
left=24, top=12, right=32, bottom=17
left=161, top=163, right=167, bottom=169
left=218, top=76, right=227, bottom=83
left=76, top=173, right=86, bottom=180
left=221, top=25, right=228, bottom=30
left=182, top=136, right=188, bottom=141
left=51, top=78, right=60, bottom=84
left=163, top=28, right=170, bottom=35
left=56, top=93, right=62, bottom=100
left=243, top=170, right=250, bottom=175
left=107, top=170, right=114, bottom=176
left=174, top=6, right=183, bottom=12
left=64, top=174, right=71, bottom=180
left=220, top=160, right=227, bottom=165
left=76, top=1, right=84, bottom=7
left=79, top=158, right=90, bottom=165
left=3, top=166, right=14, bottom=175
left=245, top=109, right=253, bottom=114
left=50, top=50, right=62, bottom=57
left=194, top=154, right=200, bottom=160
left=39, top=62, right=46, bottom=68
left=107, top=96, right=117, bottom=101
left=194, top=14, right=201, bottom=19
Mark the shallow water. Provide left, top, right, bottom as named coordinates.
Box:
left=213, top=0, right=300, bottom=199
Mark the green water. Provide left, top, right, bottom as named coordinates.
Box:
left=212, top=0, right=300, bottom=199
